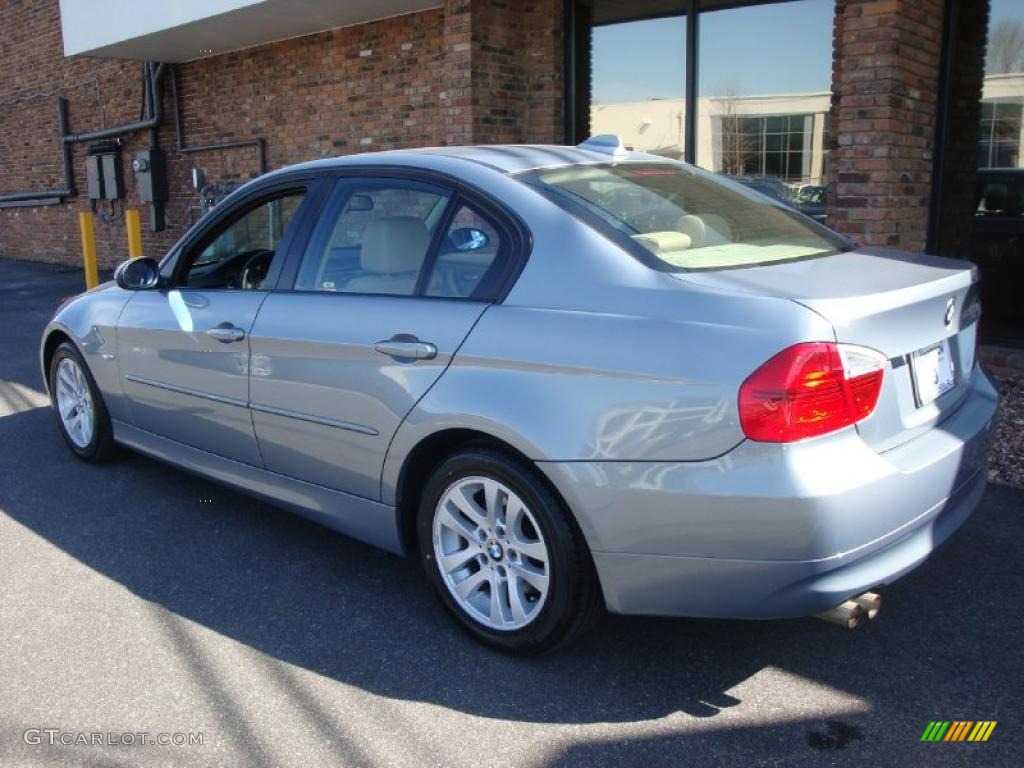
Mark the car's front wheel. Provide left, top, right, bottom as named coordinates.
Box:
left=417, top=447, right=601, bottom=654
left=49, top=341, right=115, bottom=462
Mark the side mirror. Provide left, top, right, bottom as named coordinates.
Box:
left=449, top=227, right=489, bottom=252
left=114, top=257, right=161, bottom=290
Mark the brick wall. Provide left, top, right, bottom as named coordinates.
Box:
left=828, top=0, right=945, bottom=251
left=444, top=0, right=564, bottom=145
left=0, top=0, right=563, bottom=268
left=0, top=0, right=139, bottom=267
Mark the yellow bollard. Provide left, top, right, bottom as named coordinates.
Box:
left=125, top=208, right=143, bottom=258
left=78, top=211, right=99, bottom=290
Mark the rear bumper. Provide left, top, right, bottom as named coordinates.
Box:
left=538, top=366, right=999, bottom=618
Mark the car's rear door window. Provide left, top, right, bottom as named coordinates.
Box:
left=423, top=203, right=505, bottom=298
left=293, top=177, right=516, bottom=300
left=294, top=179, right=450, bottom=296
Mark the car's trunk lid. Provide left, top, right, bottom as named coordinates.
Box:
left=674, top=247, right=980, bottom=451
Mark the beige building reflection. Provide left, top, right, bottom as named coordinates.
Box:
left=591, top=73, right=1024, bottom=187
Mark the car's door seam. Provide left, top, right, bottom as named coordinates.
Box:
left=377, top=302, right=495, bottom=501
left=246, top=289, right=276, bottom=469
left=113, top=290, right=142, bottom=426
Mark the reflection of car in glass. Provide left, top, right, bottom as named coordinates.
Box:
left=970, top=168, right=1024, bottom=342
left=792, top=184, right=827, bottom=223
left=729, top=174, right=792, bottom=205
left=41, top=137, right=998, bottom=654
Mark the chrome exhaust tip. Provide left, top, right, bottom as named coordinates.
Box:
left=853, top=591, right=881, bottom=620
left=813, top=600, right=863, bottom=629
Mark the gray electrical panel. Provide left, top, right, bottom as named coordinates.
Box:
left=133, top=149, right=168, bottom=203
left=100, top=154, right=123, bottom=200
left=85, top=155, right=103, bottom=199
left=85, top=142, right=122, bottom=200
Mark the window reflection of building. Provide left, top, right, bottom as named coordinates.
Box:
left=590, top=71, right=1024, bottom=190
left=721, top=115, right=812, bottom=181
left=978, top=73, right=1024, bottom=168
left=590, top=92, right=829, bottom=185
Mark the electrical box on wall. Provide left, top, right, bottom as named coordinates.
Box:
left=100, top=154, right=123, bottom=200
left=85, top=141, right=122, bottom=200
left=85, top=155, right=103, bottom=199
left=133, top=149, right=168, bottom=203
left=132, top=148, right=169, bottom=232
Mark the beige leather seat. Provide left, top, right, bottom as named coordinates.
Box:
left=343, top=216, right=431, bottom=295
left=675, top=214, right=732, bottom=247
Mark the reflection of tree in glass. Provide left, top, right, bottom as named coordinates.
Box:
left=987, top=20, right=1024, bottom=75
left=712, top=86, right=758, bottom=177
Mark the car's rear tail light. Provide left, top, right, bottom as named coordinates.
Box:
left=739, top=342, right=886, bottom=442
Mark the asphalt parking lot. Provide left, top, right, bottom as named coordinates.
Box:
left=1, top=257, right=1021, bottom=768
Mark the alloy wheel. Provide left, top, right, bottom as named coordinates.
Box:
left=432, top=476, right=551, bottom=631
left=55, top=357, right=95, bottom=448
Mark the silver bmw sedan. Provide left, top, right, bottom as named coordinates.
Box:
left=41, top=137, right=999, bottom=653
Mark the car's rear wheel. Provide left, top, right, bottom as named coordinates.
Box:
left=417, top=447, right=601, bottom=654
left=49, top=341, right=115, bottom=462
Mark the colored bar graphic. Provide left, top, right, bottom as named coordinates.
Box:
left=974, top=722, right=997, bottom=742
left=922, top=720, right=996, bottom=742
left=921, top=721, right=950, bottom=741
left=945, top=721, right=972, bottom=741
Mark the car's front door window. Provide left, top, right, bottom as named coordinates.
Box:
left=184, top=191, right=306, bottom=290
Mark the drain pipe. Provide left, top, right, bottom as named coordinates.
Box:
left=63, top=62, right=168, bottom=144
left=0, top=62, right=167, bottom=208
left=170, top=64, right=267, bottom=174
left=0, top=98, right=76, bottom=206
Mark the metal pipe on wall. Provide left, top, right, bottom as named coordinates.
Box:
left=0, top=62, right=167, bottom=207
left=170, top=64, right=267, bottom=175
left=0, top=99, right=76, bottom=205
left=62, top=63, right=167, bottom=144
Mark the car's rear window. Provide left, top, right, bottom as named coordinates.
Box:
left=517, top=162, right=850, bottom=271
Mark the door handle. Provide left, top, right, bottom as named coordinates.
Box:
left=374, top=336, right=437, bottom=361
left=207, top=324, right=245, bottom=343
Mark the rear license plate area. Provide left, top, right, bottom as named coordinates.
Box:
left=911, top=338, right=956, bottom=406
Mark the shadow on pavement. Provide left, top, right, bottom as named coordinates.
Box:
left=2, top=258, right=1021, bottom=764
left=1, top=404, right=1021, bottom=737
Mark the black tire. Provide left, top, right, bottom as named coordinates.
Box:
left=48, top=341, right=116, bottom=463
left=417, top=446, right=602, bottom=654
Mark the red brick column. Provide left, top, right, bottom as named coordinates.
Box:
left=442, top=1, right=474, bottom=147
left=521, top=0, right=566, bottom=143
left=442, top=0, right=564, bottom=146
left=828, top=0, right=945, bottom=252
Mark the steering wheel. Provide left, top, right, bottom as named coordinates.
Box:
left=239, top=249, right=275, bottom=290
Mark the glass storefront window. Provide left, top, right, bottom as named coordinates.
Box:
left=979, top=0, right=1024, bottom=170
left=578, top=0, right=834, bottom=220
left=697, top=0, right=833, bottom=214
left=720, top=114, right=813, bottom=181
left=979, top=101, right=1023, bottom=168
left=589, top=12, right=686, bottom=158
left=971, top=0, right=1024, bottom=342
